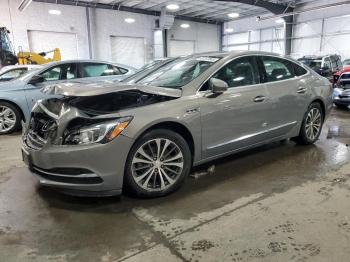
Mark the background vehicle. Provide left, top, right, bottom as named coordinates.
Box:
left=333, top=72, right=350, bottom=108
left=298, top=54, right=342, bottom=81
left=0, top=60, right=136, bottom=134
left=0, top=27, right=61, bottom=67
left=343, top=59, right=350, bottom=66
left=22, top=51, right=333, bottom=198
left=0, top=65, right=42, bottom=82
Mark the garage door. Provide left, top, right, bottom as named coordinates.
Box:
left=110, top=36, right=145, bottom=69
left=169, top=40, right=195, bottom=57
left=28, top=30, right=78, bottom=60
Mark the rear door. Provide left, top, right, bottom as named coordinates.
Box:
left=259, top=56, right=308, bottom=137
left=199, top=56, right=272, bottom=159
left=24, top=63, right=78, bottom=110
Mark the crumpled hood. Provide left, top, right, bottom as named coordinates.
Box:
left=40, top=81, right=182, bottom=98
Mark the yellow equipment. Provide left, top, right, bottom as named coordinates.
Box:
left=17, top=47, right=61, bottom=65
left=0, top=27, right=61, bottom=67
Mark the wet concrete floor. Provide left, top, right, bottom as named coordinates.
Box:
left=0, top=107, right=350, bottom=261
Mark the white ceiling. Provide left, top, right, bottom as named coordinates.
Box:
left=53, top=0, right=321, bottom=22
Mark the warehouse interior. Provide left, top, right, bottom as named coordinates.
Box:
left=0, top=0, right=350, bottom=261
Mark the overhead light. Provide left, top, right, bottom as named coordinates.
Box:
left=180, top=23, right=190, bottom=28
left=225, top=28, right=234, bottom=33
left=49, top=9, right=61, bottom=15
left=228, top=12, right=239, bottom=19
left=275, top=18, right=285, bottom=24
left=18, top=0, right=32, bottom=11
left=125, top=18, right=135, bottom=23
left=166, top=4, right=179, bottom=11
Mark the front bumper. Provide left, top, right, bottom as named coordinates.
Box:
left=22, top=134, right=135, bottom=196
left=333, top=96, right=350, bottom=106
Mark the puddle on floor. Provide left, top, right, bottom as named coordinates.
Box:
left=327, top=125, right=350, bottom=139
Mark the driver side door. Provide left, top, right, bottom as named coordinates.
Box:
left=199, top=56, right=271, bottom=159
left=24, top=63, right=78, bottom=110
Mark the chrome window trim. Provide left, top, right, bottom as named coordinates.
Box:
left=196, top=54, right=310, bottom=94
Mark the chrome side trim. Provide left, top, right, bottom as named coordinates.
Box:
left=207, top=121, right=297, bottom=150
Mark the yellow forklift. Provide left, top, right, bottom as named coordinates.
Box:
left=0, top=27, right=61, bottom=67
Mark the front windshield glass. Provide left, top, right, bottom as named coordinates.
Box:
left=343, top=59, right=350, bottom=66
left=18, top=68, right=41, bottom=81
left=121, top=59, right=172, bottom=84
left=300, top=59, right=322, bottom=70
left=138, top=56, right=221, bottom=88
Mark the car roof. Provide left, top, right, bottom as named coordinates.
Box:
left=41, top=60, right=136, bottom=70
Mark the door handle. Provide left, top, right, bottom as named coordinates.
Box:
left=297, top=86, right=307, bottom=94
left=254, top=96, right=265, bottom=102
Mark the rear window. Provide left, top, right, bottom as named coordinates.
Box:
left=293, top=63, right=308, bottom=76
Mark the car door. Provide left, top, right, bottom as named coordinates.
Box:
left=199, top=56, right=272, bottom=159
left=79, top=62, right=127, bottom=82
left=259, top=56, right=308, bottom=138
left=24, top=63, right=78, bottom=110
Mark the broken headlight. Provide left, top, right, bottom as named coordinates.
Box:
left=64, top=117, right=132, bottom=145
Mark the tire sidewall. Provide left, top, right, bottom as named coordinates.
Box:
left=0, top=102, right=21, bottom=135
left=300, top=102, right=324, bottom=144
left=124, top=129, right=192, bottom=198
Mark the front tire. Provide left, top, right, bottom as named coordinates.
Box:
left=0, top=102, right=21, bottom=135
left=294, top=102, right=324, bottom=145
left=124, top=129, right=191, bottom=198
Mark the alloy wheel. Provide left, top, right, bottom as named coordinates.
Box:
left=131, top=138, right=184, bottom=192
left=0, top=105, right=16, bottom=133
left=305, top=108, right=322, bottom=141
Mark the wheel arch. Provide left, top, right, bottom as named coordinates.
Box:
left=310, top=98, right=326, bottom=118
left=0, top=99, right=25, bottom=122
left=132, top=120, right=196, bottom=162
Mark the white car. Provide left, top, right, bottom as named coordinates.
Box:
left=0, top=65, right=42, bottom=82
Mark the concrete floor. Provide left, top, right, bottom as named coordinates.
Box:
left=1, top=108, right=350, bottom=262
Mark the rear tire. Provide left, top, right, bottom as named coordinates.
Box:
left=293, top=102, right=324, bottom=145
left=0, top=102, right=21, bottom=135
left=124, top=129, right=191, bottom=198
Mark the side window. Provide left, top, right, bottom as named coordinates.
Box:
left=293, top=63, right=308, bottom=76
left=330, top=56, right=337, bottom=69
left=40, top=64, right=77, bottom=81
left=0, top=68, right=27, bottom=80
left=212, top=56, right=259, bottom=88
left=40, top=66, right=62, bottom=81
left=261, top=56, right=295, bottom=82
left=82, top=63, right=119, bottom=77
left=119, top=67, right=128, bottom=74
left=324, top=57, right=331, bottom=69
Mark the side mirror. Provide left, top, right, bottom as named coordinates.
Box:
left=209, top=78, right=228, bottom=94
left=28, top=75, right=44, bottom=85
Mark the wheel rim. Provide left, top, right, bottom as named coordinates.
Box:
left=305, top=108, right=322, bottom=141
left=0, top=106, right=16, bottom=133
left=131, top=138, right=184, bottom=192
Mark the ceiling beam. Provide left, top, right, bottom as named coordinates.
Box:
left=214, top=0, right=293, bottom=15
left=33, top=0, right=221, bottom=24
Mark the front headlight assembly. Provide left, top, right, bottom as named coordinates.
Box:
left=64, top=116, right=133, bottom=145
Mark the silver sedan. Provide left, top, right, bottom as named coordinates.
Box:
left=22, top=51, right=333, bottom=198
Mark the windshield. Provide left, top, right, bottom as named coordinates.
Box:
left=18, top=68, right=41, bottom=81
left=343, top=59, right=350, bottom=66
left=138, top=56, right=220, bottom=88
left=121, top=59, right=173, bottom=84
left=299, top=59, right=322, bottom=70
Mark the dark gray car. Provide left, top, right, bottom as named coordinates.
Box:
left=22, top=51, right=333, bottom=198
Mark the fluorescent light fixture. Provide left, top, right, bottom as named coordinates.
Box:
left=166, top=4, right=179, bottom=11
left=228, top=12, right=239, bottom=18
left=225, top=28, right=234, bottom=33
left=125, top=18, right=135, bottom=23
left=275, top=18, right=285, bottom=24
left=18, top=0, right=32, bottom=11
left=180, top=23, right=190, bottom=28
left=49, top=9, right=61, bottom=15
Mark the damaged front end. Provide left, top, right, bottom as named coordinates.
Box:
left=23, top=84, right=180, bottom=149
